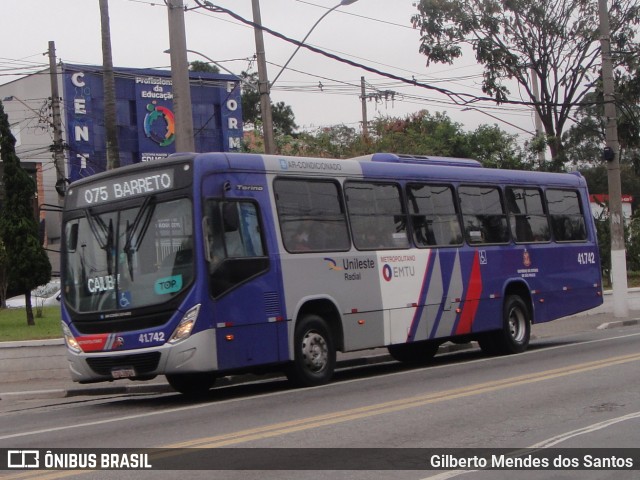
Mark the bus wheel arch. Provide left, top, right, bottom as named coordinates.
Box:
left=478, top=283, right=532, bottom=356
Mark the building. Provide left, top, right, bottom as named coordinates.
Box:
left=0, top=64, right=243, bottom=273
left=589, top=194, right=633, bottom=222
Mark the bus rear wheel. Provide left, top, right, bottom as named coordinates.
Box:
left=166, top=372, right=217, bottom=396
left=478, top=295, right=530, bottom=355
left=286, top=314, right=336, bottom=387
left=387, top=340, right=440, bottom=364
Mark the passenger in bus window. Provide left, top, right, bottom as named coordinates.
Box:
left=290, top=221, right=313, bottom=252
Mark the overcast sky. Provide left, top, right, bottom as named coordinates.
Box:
left=1, top=0, right=538, bottom=141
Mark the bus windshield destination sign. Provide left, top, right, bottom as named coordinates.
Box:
left=75, top=169, right=175, bottom=207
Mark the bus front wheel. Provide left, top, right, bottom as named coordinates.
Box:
left=166, top=372, right=217, bottom=396
left=478, top=295, right=530, bottom=355
left=286, top=314, right=336, bottom=387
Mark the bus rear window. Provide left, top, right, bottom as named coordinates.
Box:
left=546, top=189, right=587, bottom=242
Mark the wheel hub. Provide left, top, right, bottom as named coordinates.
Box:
left=301, top=331, right=328, bottom=373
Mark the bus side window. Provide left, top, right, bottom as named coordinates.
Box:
left=407, top=183, right=462, bottom=247
left=546, top=189, right=587, bottom=242
left=459, top=185, right=509, bottom=245
left=205, top=200, right=268, bottom=297
left=506, top=187, right=550, bottom=243
left=274, top=178, right=350, bottom=253
left=345, top=181, right=409, bottom=250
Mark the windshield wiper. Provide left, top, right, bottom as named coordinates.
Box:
left=123, top=196, right=156, bottom=280
left=84, top=209, right=115, bottom=275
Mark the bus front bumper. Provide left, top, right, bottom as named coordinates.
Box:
left=65, top=329, right=218, bottom=383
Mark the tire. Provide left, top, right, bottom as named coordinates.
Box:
left=286, top=314, right=336, bottom=387
left=480, top=295, right=531, bottom=355
left=166, top=372, right=217, bottom=396
left=387, top=340, right=440, bottom=364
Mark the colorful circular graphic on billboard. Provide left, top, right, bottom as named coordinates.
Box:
left=143, top=103, right=175, bottom=147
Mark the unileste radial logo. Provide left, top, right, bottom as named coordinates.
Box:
left=143, top=102, right=175, bottom=147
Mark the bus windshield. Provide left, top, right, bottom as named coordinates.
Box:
left=63, top=197, right=194, bottom=313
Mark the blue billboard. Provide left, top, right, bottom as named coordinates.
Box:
left=62, top=64, right=243, bottom=182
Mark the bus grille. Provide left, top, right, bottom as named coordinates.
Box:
left=74, top=311, right=172, bottom=334
left=86, top=352, right=161, bottom=376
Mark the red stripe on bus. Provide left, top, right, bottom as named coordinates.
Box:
left=455, top=251, right=483, bottom=335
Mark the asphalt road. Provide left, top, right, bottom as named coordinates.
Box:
left=1, top=319, right=639, bottom=479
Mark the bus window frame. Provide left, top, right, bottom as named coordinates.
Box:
left=406, top=182, right=463, bottom=248
left=545, top=188, right=589, bottom=243
left=344, top=179, right=410, bottom=251
left=457, top=183, right=511, bottom=246
left=273, top=177, right=351, bottom=254
left=204, top=198, right=270, bottom=299
left=505, top=186, right=552, bottom=245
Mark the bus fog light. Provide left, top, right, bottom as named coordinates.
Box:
left=169, top=304, right=201, bottom=344
left=62, top=322, right=82, bottom=353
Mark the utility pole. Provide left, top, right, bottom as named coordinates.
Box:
left=598, top=0, right=628, bottom=317
left=530, top=68, right=546, bottom=167
left=251, top=0, right=275, bottom=154
left=167, top=0, right=195, bottom=152
left=47, top=41, right=66, bottom=197
left=99, top=0, right=120, bottom=170
left=360, top=77, right=369, bottom=141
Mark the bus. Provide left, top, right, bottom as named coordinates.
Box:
left=60, top=152, right=603, bottom=394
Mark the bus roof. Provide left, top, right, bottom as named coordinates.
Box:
left=352, top=153, right=482, bottom=168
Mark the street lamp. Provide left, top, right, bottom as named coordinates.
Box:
left=270, top=0, right=359, bottom=87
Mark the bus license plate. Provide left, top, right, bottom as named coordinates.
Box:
left=111, top=367, right=136, bottom=379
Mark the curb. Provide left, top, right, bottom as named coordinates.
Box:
left=597, top=318, right=640, bottom=330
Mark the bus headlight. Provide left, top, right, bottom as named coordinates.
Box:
left=169, top=304, right=201, bottom=344
left=62, top=322, right=82, bottom=354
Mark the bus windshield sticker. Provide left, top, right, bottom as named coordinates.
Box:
left=154, top=275, right=183, bottom=295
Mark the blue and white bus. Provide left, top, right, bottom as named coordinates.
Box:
left=60, top=152, right=603, bottom=394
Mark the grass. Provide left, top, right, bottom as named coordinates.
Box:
left=0, top=307, right=62, bottom=342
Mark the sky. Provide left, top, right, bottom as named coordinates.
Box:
left=0, top=0, right=539, bottom=142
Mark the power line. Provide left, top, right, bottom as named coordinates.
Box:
left=193, top=1, right=564, bottom=109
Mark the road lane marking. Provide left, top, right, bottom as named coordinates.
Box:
left=2, top=351, right=640, bottom=479
left=421, top=411, right=640, bottom=479
left=165, top=352, right=640, bottom=448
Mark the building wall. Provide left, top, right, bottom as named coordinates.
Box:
left=62, top=64, right=242, bottom=181
left=1, top=64, right=243, bottom=275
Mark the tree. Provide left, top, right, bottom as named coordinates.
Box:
left=0, top=100, right=51, bottom=325
left=411, top=0, right=640, bottom=171
left=239, top=70, right=298, bottom=138
left=565, top=68, right=640, bottom=168
left=280, top=111, right=528, bottom=165
left=189, top=60, right=220, bottom=74
left=369, top=111, right=469, bottom=157
left=466, top=124, right=532, bottom=170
